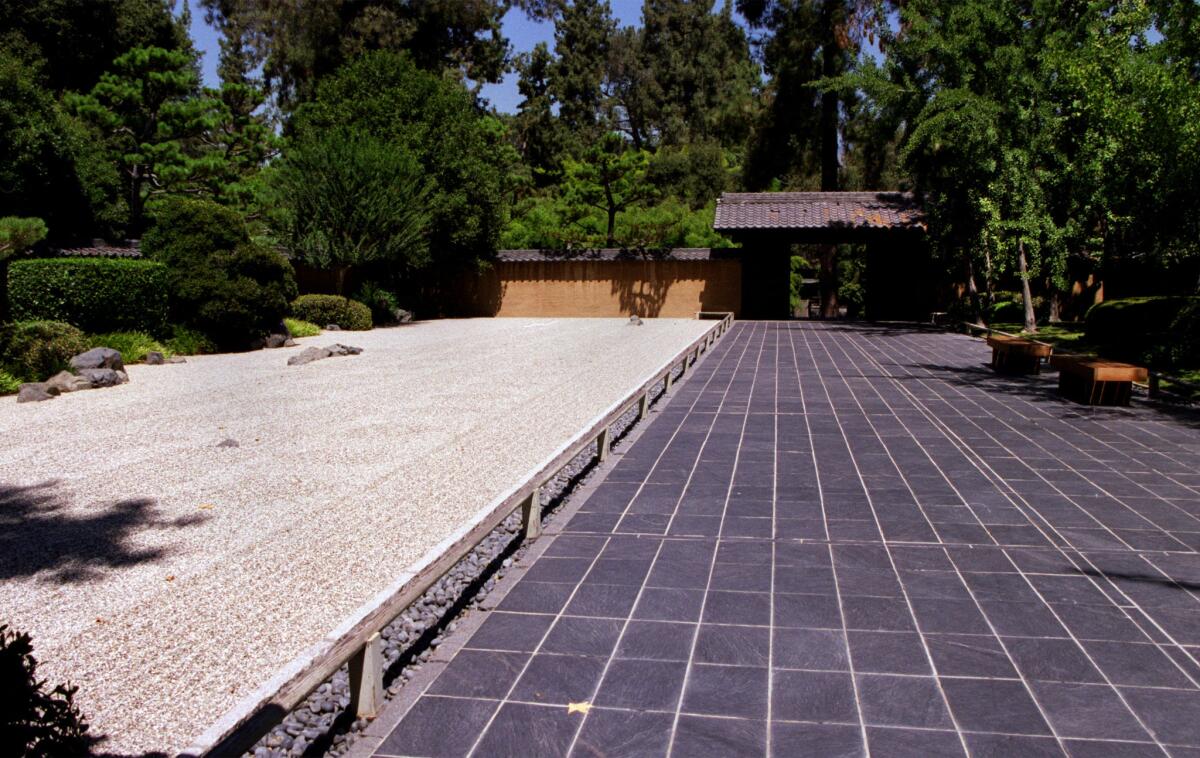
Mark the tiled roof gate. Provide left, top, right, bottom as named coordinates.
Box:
left=713, top=191, right=925, bottom=232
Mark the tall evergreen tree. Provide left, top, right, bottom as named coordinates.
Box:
left=551, top=0, right=617, bottom=143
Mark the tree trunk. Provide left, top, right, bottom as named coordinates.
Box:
left=334, top=266, right=349, bottom=297
left=1018, top=241, right=1037, bottom=333
left=817, top=38, right=841, bottom=319
left=966, top=259, right=985, bottom=326
left=819, top=245, right=839, bottom=318
left=606, top=207, right=617, bottom=247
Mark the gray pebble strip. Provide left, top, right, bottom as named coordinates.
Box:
left=246, top=367, right=682, bottom=758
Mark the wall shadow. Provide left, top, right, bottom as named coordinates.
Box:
left=0, top=481, right=208, bottom=583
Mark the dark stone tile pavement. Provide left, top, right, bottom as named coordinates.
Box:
left=371, top=321, right=1200, bottom=757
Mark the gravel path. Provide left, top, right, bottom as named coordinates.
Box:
left=0, top=318, right=711, bottom=755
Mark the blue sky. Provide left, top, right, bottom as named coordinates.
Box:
left=183, top=1, right=746, bottom=113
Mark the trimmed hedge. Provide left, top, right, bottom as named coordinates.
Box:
left=291, top=295, right=372, bottom=331
left=8, top=258, right=168, bottom=334
left=0, top=321, right=89, bottom=382
left=1085, top=296, right=1196, bottom=365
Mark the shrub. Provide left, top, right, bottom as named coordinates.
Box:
left=1164, top=300, right=1200, bottom=368
left=0, top=370, right=19, bottom=395
left=0, top=321, right=89, bottom=382
left=290, top=294, right=372, bottom=331
left=988, top=299, right=1023, bottom=324
left=283, top=318, right=321, bottom=338
left=7, top=258, right=168, bottom=334
left=89, top=332, right=169, bottom=364
left=142, top=198, right=297, bottom=350
left=1085, top=296, right=1196, bottom=364
left=353, top=282, right=401, bottom=325
left=0, top=624, right=90, bottom=755
left=163, top=325, right=215, bottom=356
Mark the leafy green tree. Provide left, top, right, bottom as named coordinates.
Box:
left=199, top=0, right=509, bottom=113
left=512, top=42, right=568, bottom=184
left=269, top=129, right=431, bottom=295
left=0, top=46, right=123, bottom=242
left=639, top=0, right=758, bottom=147
left=69, top=47, right=222, bottom=234
left=0, top=0, right=188, bottom=95
left=0, top=218, right=47, bottom=259
left=562, top=133, right=660, bottom=246
left=552, top=0, right=617, bottom=141
left=290, top=51, right=507, bottom=276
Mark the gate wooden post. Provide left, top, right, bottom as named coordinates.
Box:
left=348, top=632, right=384, bottom=719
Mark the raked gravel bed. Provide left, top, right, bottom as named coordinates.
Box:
left=0, top=318, right=711, bottom=755
left=249, top=365, right=682, bottom=757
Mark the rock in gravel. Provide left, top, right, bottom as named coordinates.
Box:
left=629, top=315, right=643, bottom=325
left=217, top=438, right=240, bottom=448
left=144, top=351, right=165, bottom=365
left=265, top=334, right=290, bottom=349
left=287, top=347, right=331, bottom=366
left=325, top=323, right=341, bottom=331
left=45, top=370, right=92, bottom=393
left=78, top=368, right=128, bottom=388
left=287, top=344, right=362, bottom=365
left=166, top=356, right=187, bottom=364
left=395, top=309, right=414, bottom=323
left=69, top=347, right=124, bottom=372
left=17, top=383, right=57, bottom=402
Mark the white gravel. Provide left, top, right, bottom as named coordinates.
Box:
left=0, top=317, right=711, bottom=754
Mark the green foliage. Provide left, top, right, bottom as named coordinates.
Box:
left=68, top=46, right=222, bottom=234
left=291, top=52, right=506, bottom=273
left=282, top=318, right=321, bottom=338
left=163, top=325, right=215, bottom=356
left=1085, top=296, right=1196, bottom=365
left=142, top=197, right=297, bottom=349
left=0, top=217, right=47, bottom=259
left=0, top=46, right=123, bottom=242
left=0, top=321, right=89, bottom=382
left=0, top=0, right=187, bottom=95
left=269, top=129, right=430, bottom=292
left=0, top=370, right=19, bottom=395
left=0, top=624, right=90, bottom=755
left=1166, top=300, right=1200, bottom=368
left=352, top=282, right=401, bottom=325
left=562, top=133, right=659, bottom=246
left=88, top=331, right=169, bottom=364
left=7, top=258, right=168, bottom=334
left=290, top=295, right=372, bottom=331
left=198, top=0, right=509, bottom=114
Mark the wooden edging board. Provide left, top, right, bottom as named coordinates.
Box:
left=181, top=312, right=733, bottom=756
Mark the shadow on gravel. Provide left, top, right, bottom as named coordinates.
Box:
left=0, top=481, right=208, bottom=583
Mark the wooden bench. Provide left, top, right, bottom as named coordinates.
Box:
left=987, top=334, right=1052, bottom=374
left=1050, top=355, right=1148, bottom=406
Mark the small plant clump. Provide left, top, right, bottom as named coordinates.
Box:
left=0, top=624, right=90, bottom=755
left=0, top=321, right=90, bottom=382
left=88, top=331, right=170, bottom=364
left=163, top=325, right=215, bottom=356
left=283, top=318, right=321, bottom=338
left=290, top=295, right=372, bottom=331
left=0, top=369, right=20, bottom=395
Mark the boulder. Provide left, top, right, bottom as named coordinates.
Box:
left=629, top=315, right=643, bottom=326
left=395, top=309, right=414, bottom=324
left=69, top=347, right=124, bottom=372
left=265, top=333, right=290, bottom=349
left=166, top=356, right=187, bottom=364
left=325, top=343, right=363, bottom=357
left=17, top=383, right=57, bottom=403
left=79, top=368, right=128, bottom=388
left=287, top=347, right=332, bottom=366
left=46, top=371, right=93, bottom=393
left=284, top=338, right=297, bottom=347
left=145, top=351, right=165, bottom=365
left=325, top=324, right=342, bottom=331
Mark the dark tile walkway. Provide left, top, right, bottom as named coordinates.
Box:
left=370, top=322, right=1200, bottom=757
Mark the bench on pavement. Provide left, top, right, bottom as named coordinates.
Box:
left=987, top=334, right=1052, bottom=374
left=1050, top=355, right=1148, bottom=406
